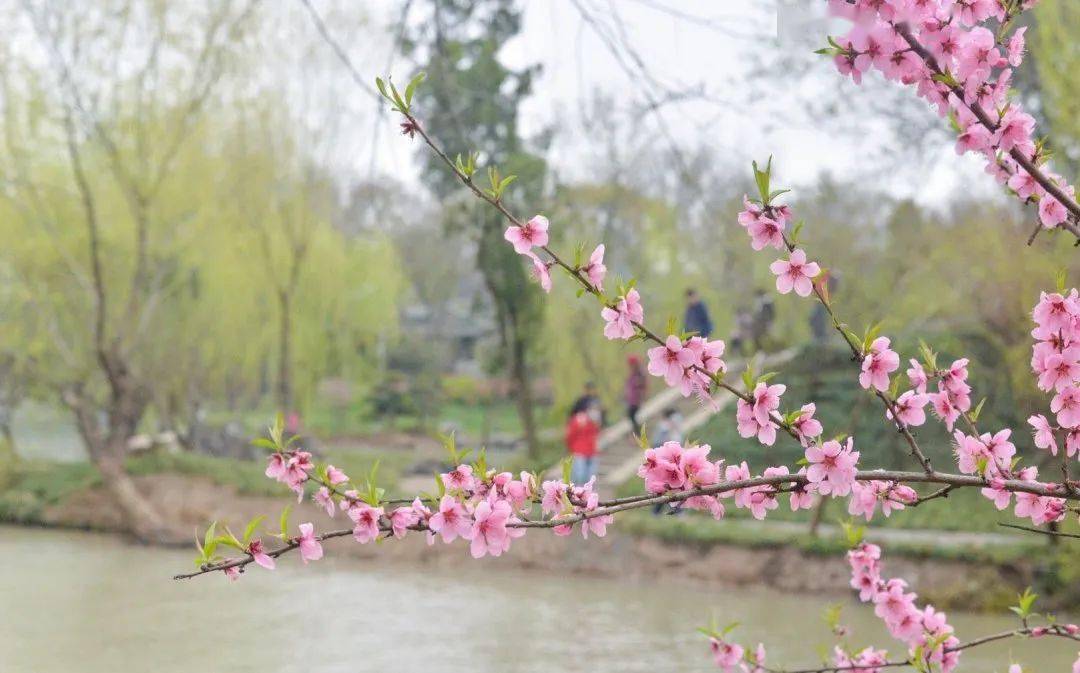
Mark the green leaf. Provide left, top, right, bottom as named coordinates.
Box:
left=822, top=603, right=843, bottom=630
left=404, top=71, right=426, bottom=106
left=561, top=456, right=573, bottom=484
left=839, top=518, right=864, bottom=548
left=375, top=77, right=388, bottom=100
left=970, top=397, right=987, bottom=423
left=251, top=437, right=277, bottom=450
left=279, top=505, right=292, bottom=538
left=243, top=515, right=265, bottom=544
left=1056, top=268, right=1068, bottom=293
left=203, top=521, right=218, bottom=559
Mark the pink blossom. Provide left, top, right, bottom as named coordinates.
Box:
left=791, top=403, right=823, bottom=446
left=1033, top=290, right=1079, bottom=331
left=750, top=382, right=785, bottom=426
left=647, top=335, right=695, bottom=388
left=1051, top=385, right=1080, bottom=428
left=248, top=539, right=275, bottom=570
left=389, top=505, right=419, bottom=539
left=428, top=495, right=474, bottom=543
left=859, top=337, right=900, bottom=392
left=540, top=480, right=568, bottom=515
left=1040, top=190, right=1072, bottom=229
left=995, top=108, right=1035, bottom=153
left=579, top=485, right=613, bottom=538
left=503, top=215, right=549, bottom=254
left=680, top=444, right=721, bottom=488
left=526, top=252, right=553, bottom=293
left=441, top=464, right=477, bottom=493
left=640, top=441, right=687, bottom=493
left=955, top=121, right=993, bottom=155
left=601, top=289, right=643, bottom=340
left=1036, top=346, right=1080, bottom=392
left=1008, top=167, right=1041, bottom=200
left=326, top=465, right=348, bottom=485
left=265, top=453, right=287, bottom=480
left=1007, top=27, right=1027, bottom=67
left=907, top=358, right=928, bottom=393
left=736, top=399, right=777, bottom=446
left=956, top=27, right=1000, bottom=82
left=769, top=249, right=820, bottom=297
left=747, top=215, right=785, bottom=251
left=805, top=438, right=859, bottom=496
left=981, top=477, right=1011, bottom=510
left=888, top=390, right=929, bottom=427
left=469, top=499, right=514, bottom=558
left=349, top=503, right=384, bottom=544
left=930, top=390, right=962, bottom=430
left=582, top=244, right=606, bottom=290
left=789, top=468, right=816, bottom=511
left=314, top=487, right=335, bottom=517
left=296, top=522, right=323, bottom=563
left=709, top=638, right=744, bottom=672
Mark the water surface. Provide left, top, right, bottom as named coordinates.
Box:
left=0, top=527, right=1071, bottom=672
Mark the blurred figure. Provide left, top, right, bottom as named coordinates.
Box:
left=731, top=306, right=753, bottom=356
left=653, top=408, right=683, bottom=446
left=683, top=288, right=714, bottom=338
left=751, top=289, right=775, bottom=350
left=624, top=355, right=647, bottom=437
left=285, top=411, right=302, bottom=437
left=565, top=401, right=601, bottom=485
left=570, top=381, right=605, bottom=426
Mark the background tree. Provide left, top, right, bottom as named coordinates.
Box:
left=402, top=0, right=548, bottom=458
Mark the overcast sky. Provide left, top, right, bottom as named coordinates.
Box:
left=304, top=0, right=997, bottom=209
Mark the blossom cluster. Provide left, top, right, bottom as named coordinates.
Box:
left=848, top=542, right=961, bottom=673
left=1030, top=290, right=1080, bottom=458
left=221, top=449, right=623, bottom=581
left=827, top=0, right=1077, bottom=231
left=908, top=357, right=971, bottom=430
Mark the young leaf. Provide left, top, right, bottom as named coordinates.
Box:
left=279, top=505, right=292, bottom=538
left=404, top=71, right=426, bottom=106
left=243, top=515, right=266, bottom=545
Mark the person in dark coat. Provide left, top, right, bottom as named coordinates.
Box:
left=623, top=355, right=647, bottom=437
left=683, top=288, right=714, bottom=338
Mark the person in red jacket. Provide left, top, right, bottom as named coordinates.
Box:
left=565, top=401, right=601, bottom=485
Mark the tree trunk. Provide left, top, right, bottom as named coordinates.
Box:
left=0, top=419, right=18, bottom=489
left=95, top=449, right=170, bottom=543
left=509, top=327, right=540, bottom=459
left=277, top=290, right=294, bottom=413
left=66, top=384, right=170, bottom=543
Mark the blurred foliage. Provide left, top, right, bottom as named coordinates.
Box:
left=1031, top=0, right=1080, bottom=181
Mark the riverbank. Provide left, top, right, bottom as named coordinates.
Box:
left=2, top=468, right=1069, bottom=612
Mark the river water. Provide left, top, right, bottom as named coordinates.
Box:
left=1, top=526, right=1072, bottom=672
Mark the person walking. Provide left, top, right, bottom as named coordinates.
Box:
left=624, top=355, right=647, bottom=437
left=565, top=402, right=601, bottom=485
left=683, top=288, right=714, bottom=338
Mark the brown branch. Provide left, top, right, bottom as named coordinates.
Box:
left=893, top=22, right=1080, bottom=239
left=998, top=522, right=1080, bottom=540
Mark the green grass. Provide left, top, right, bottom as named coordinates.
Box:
left=0, top=448, right=407, bottom=524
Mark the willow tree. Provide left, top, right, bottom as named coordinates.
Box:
left=1031, top=0, right=1080, bottom=180
left=0, top=0, right=261, bottom=540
